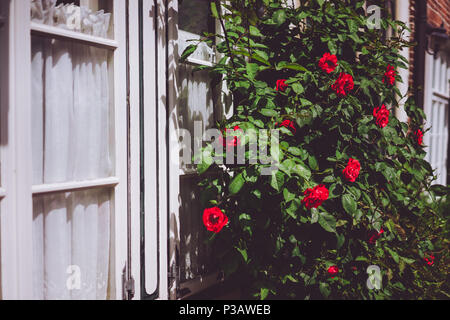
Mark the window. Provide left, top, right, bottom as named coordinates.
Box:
left=424, top=50, right=449, bottom=185
left=0, top=0, right=128, bottom=299
left=29, top=0, right=126, bottom=299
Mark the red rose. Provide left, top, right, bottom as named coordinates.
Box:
left=218, top=125, right=242, bottom=148
left=368, top=227, right=385, bottom=244
left=328, top=265, right=339, bottom=278
left=276, top=79, right=288, bottom=91
left=319, top=52, right=338, bottom=73
left=277, top=119, right=296, bottom=134
left=203, top=207, right=228, bottom=233
left=342, top=158, right=361, bottom=182
left=382, top=65, right=396, bottom=86
left=414, top=129, right=423, bottom=145
left=424, top=254, right=435, bottom=266
left=331, top=73, right=354, bottom=96
left=301, top=184, right=329, bottom=209
left=373, top=104, right=390, bottom=128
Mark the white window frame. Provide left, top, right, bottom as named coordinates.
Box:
left=0, top=0, right=128, bottom=299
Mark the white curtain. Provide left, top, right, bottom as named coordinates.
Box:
left=31, top=4, right=113, bottom=300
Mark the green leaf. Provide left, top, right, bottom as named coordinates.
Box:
left=400, top=256, right=416, bottom=264
left=210, top=2, right=219, bottom=19
left=235, top=247, right=248, bottom=263
left=277, top=62, right=307, bottom=72
left=392, top=282, right=406, bottom=291
left=246, top=62, right=259, bottom=79
left=271, top=170, right=285, bottom=192
left=319, top=282, right=331, bottom=298
left=260, top=108, right=278, bottom=117
left=253, top=50, right=270, bottom=66
left=300, top=98, right=312, bottom=106
left=387, top=248, right=400, bottom=264
left=180, top=44, right=198, bottom=62
left=348, top=186, right=361, bottom=201
left=280, top=159, right=295, bottom=176
left=292, top=163, right=311, bottom=180
left=346, top=19, right=358, bottom=33
left=336, top=233, right=345, bottom=249
left=285, top=274, right=298, bottom=283
left=196, top=147, right=213, bottom=174
left=342, top=194, right=357, bottom=215
left=355, top=256, right=369, bottom=262
left=291, top=83, right=305, bottom=94
left=308, top=156, right=319, bottom=171
left=327, top=41, right=337, bottom=55
left=260, top=288, right=269, bottom=300
left=288, top=147, right=302, bottom=156
left=296, top=109, right=313, bottom=128
left=239, top=213, right=251, bottom=221
left=249, top=25, right=263, bottom=37
left=286, top=199, right=300, bottom=219
left=270, top=143, right=283, bottom=163
left=229, top=173, right=245, bottom=194
left=273, top=9, right=287, bottom=26
left=283, top=188, right=296, bottom=202
left=318, top=211, right=337, bottom=233
left=329, top=183, right=343, bottom=199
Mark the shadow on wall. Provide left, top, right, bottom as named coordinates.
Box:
left=0, top=0, right=11, bottom=300
left=166, top=0, right=229, bottom=296
left=0, top=0, right=10, bottom=147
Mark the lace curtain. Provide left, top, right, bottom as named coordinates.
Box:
left=31, top=2, right=113, bottom=300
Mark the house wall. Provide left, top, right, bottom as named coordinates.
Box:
left=408, top=0, right=450, bottom=91
left=428, top=0, right=450, bottom=30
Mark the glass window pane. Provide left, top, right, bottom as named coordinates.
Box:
left=32, top=188, right=113, bottom=299
left=179, top=0, right=213, bottom=35
left=31, top=0, right=113, bottom=39
left=31, top=36, right=114, bottom=185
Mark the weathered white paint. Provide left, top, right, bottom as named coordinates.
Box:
left=395, top=0, right=410, bottom=123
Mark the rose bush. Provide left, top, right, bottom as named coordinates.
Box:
left=184, top=0, right=449, bottom=299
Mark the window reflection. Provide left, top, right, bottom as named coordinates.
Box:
left=179, top=0, right=214, bottom=35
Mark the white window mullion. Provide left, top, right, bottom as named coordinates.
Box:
left=111, top=0, right=128, bottom=301
left=0, top=0, right=34, bottom=299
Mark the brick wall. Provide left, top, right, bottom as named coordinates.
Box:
left=428, top=0, right=450, bottom=31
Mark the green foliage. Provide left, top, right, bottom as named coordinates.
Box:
left=185, top=0, right=449, bottom=299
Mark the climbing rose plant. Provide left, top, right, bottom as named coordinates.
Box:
left=184, top=0, right=449, bottom=299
